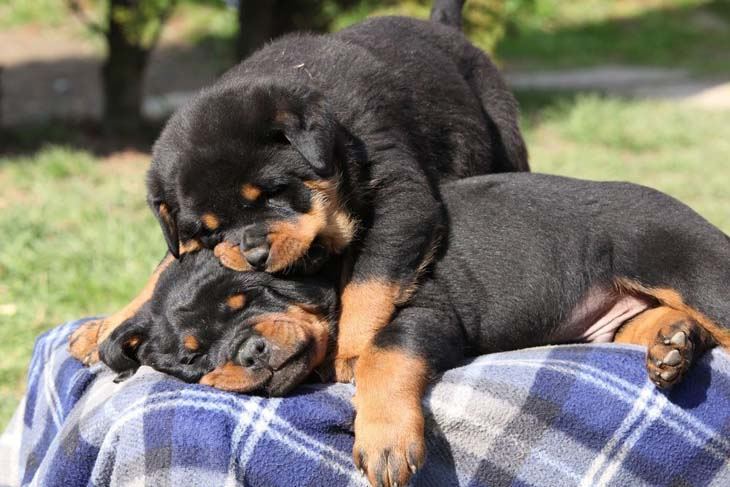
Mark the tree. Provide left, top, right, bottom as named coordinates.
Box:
left=236, top=0, right=358, bottom=59
left=67, top=0, right=177, bottom=132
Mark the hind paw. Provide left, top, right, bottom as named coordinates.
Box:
left=647, top=321, right=696, bottom=388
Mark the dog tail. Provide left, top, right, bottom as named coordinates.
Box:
left=430, top=0, right=466, bottom=30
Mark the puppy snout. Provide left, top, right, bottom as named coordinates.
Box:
left=237, top=337, right=270, bottom=369
left=244, top=247, right=269, bottom=269
left=241, top=224, right=270, bottom=269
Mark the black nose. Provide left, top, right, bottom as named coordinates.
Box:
left=241, top=224, right=270, bottom=269
left=244, top=247, right=269, bottom=269
left=237, top=337, right=270, bottom=369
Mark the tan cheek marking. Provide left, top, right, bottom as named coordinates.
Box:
left=304, top=179, right=357, bottom=253
left=265, top=179, right=357, bottom=272
left=252, top=306, right=330, bottom=370
left=241, top=184, right=262, bottom=202
left=201, top=213, right=220, bottom=230
left=183, top=335, right=200, bottom=351
left=226, top=293, right=246, bottom=310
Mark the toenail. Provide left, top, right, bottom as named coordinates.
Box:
left=670, top=331, right=687, bottom=347
left=661, top=369, right=679, bottom=381
left=663, top=349, right=681, bottom=366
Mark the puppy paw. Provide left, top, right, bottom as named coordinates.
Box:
left=353, top=409, right=425, bottom=487
left=333, top=356, right=357, bottom=383
left=647, top=320, right=696, bottom=388
left=68, top=320, right=102, bottom=365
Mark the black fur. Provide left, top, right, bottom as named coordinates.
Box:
left=104, top=174, right=730, bottom=390
left=98, top=249, right=339, bottom=395
left=373, top=174, right=730, bottom=374
left=147, top=14, right=528, bottom=299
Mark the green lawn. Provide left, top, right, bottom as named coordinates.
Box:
left=1, top=95, right=729, bottom=427
left=497, top=0, right=730, bottom=73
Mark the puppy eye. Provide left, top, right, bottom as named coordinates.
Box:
left=266, top=183, right=288, bottom=197
left=180, top=353, right=203, bottom=365
left=265, top=130, right=289, bottom=146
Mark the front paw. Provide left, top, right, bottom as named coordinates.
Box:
left=353, top=409, right=425, bottom=487
left=334, top=356, right=358, bottom=383
left=68, top=320, right=103, bottom=365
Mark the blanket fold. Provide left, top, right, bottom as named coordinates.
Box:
left=2, top=319, right=729, bottom=486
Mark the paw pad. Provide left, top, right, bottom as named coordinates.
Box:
left=647, top=324, right=695, bottom=389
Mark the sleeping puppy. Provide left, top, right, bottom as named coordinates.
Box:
left=143, top=7, right=529, bottom=383
left=71, top=8, right=528, bottom=376
left=96, top=247, right=339, bottom=397
left=99, top=174, right=730, bottom=487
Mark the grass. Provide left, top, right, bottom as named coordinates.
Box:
left=498, top=0, right=730, bottom=73
left=0, top=147, right=162, bottom=424
left=1, top=95, right=729, bottom=427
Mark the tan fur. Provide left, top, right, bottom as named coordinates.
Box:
left=265, top=179, right=356, bottom=272
left=253, top=305, right=330, bottom=369
left=183, top=335, right=200, bottom=351
left=214, top=241, right=251, bottom=272
left=334, top=280, right=401, bottom=382
left=226, top=293, right=246, bottom=310
left=353, top=346, right=428, bottom=486
left=241, top=184, right=262, bottom=202
left=199, top=362, right=270, bottom=392
left=615, top=278, right=730, bottom=348
left=201, top=213, right=220, bottom=230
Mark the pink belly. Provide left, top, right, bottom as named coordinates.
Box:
left=552, top=285, right=653, bottom=344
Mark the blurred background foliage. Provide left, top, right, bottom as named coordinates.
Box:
left=1, top=0, right=729, bottom=426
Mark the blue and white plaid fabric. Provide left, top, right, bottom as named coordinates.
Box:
left=2, top=318, right=730, bottom=486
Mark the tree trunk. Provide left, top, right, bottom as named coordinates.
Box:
left=236, top=0, right=277, bottom=59
left=102, top=0, right=150, bottom=132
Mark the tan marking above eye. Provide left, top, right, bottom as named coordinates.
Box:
left=241, top=184, right=262, bottom=202
left=227, top=293, right=246, bottom=310
left=201, top=213, right=220, bottom=230
left=183, top=335, right=200, bottom=351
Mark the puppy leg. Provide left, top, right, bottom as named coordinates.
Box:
left=353, top=345, right=428, bottom=487
left=352, top=297, right=465, bottom=487
left=334, top=174, right=444, bottom=382
left=68, top=253, right=175, bottom=365
left=615, top=306, right=714, bottom=388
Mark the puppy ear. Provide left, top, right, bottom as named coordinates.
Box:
left=98, top=316, right=147, bottom=375
left=275, top=93, right=336, bottom=177
left=153, top=202, right=180, bottom=259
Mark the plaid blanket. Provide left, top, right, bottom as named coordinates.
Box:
left=2, top=318, right=730, bottom=486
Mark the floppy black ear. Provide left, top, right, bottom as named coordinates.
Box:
left=147, top=170, right=180, bottom=258
left=153, top=202, right=180, bottom=259
left=98, top=317, right=147, bottom=376
left=275, top=93, right=336, bottom=177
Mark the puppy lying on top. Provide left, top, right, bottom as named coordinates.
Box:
left=92, top=173, right=730, bottom=487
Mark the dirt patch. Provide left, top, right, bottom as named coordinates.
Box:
left=0, top=23, right=231, bottom=126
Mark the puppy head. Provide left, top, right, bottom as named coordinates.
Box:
left=99, top=248, right=339, bottom=395
left=147, top=80, right=357, bottom=272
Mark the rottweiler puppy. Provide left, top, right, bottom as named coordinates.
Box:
left=97, top=174, right=730, bottom=487
left=138, top=6, right=528, bottom=380
left=89, top=247, right=339, bottom=396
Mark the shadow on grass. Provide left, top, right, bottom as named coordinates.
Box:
left=498, top=0, right=730, bottom=73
